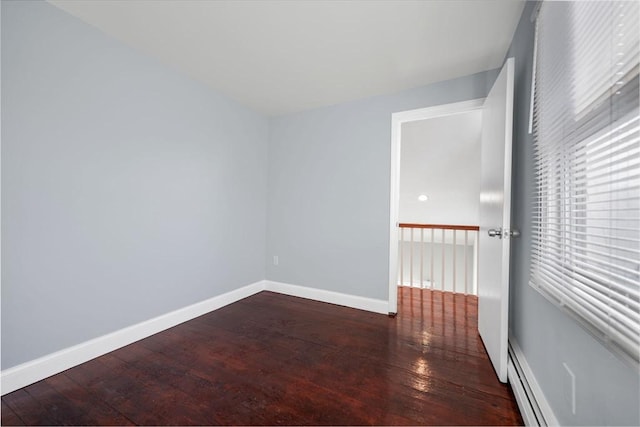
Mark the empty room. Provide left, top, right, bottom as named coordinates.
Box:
left=1, top=0, right=639, bottom=426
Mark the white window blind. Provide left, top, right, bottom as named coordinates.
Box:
left=531, top=1, right=640, bottom=366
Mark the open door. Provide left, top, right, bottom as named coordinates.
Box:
left=478, top=57, right=515, bottom=383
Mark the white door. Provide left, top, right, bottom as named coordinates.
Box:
left=478, top=57, right=515, bottom=383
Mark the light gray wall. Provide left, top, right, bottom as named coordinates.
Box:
left=399, top=111, right=481, bottom=225
left=1, top=0, right=268, bottom=369
left=266, top=70, right=497, bottom=301
left=506, top=2, right=640, bottom=425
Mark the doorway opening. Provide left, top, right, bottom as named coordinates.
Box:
left=388, top=58, right=515, bottom=385
left=388, top=99, right=485, bottom=314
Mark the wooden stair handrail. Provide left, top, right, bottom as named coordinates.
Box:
left=398, top=223, right=480, bottom=231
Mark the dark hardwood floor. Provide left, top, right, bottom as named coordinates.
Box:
left=2, top=287, right=523, bottom=425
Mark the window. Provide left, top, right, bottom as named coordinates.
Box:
left=531, top=1, right=640, bottom=365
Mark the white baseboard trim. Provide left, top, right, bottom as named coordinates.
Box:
left=508, top=337, right=559, bottom=426
left=1, top=279, right=388, bottom=395
left=265, top=280, right=388, bottom=315
left=1, top=280, right=266, bottom=395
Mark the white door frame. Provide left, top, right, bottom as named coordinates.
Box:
left=388, top=98, right=485, bottom=314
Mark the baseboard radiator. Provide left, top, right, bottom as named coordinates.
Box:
left=507, top=342, right=551, bottom=426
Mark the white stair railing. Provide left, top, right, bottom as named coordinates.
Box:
left=398, top=223, right=479, bottom=295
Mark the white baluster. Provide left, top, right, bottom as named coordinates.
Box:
left=400, top=227, right=404, bottom=287
left=453, top=229, right=457, bottom=293
left=410, top=228, right=414, bottom=287
left=441, top=228, right=445, bottom=291
left=420, top=228, right=424, bottom=288
left=464, top=230, right=469, bottom=295
left=430, top=228, right=434, bottom=289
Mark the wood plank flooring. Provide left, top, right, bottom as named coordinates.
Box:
left=1, top=287, right=523, bottom=425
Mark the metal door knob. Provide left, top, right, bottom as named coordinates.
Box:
left=488, top=228, right=520, bottom=239
left=488, top=228, right=502, bottom=238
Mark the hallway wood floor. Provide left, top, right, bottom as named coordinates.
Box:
left=2, top=288, right=523, bottom=425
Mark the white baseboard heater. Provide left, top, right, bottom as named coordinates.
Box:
left=507, top=340, right=558, bottom=426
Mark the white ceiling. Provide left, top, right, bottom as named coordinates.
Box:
left=48, top=0, right=525, bottom=116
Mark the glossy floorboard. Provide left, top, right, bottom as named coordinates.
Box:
left=2, top=288, right=523, bottom=425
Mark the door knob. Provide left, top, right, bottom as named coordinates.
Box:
left=488, top=228, right=503, bottom=238
left=488, top=228, right=520, bottom=239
